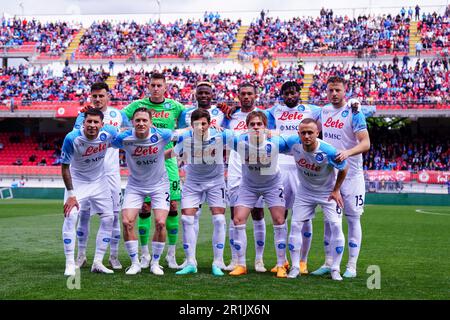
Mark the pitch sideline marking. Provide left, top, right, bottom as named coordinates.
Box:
left=415, top=209, right=450, bottom=216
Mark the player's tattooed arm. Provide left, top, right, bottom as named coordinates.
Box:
left=328, top=166, right=348, bottom=209
left=62, top=164, right=79, bottom=216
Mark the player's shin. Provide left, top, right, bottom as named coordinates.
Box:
left=62, top=210, right=79, bottom=264
left=273, top=223, right=288, bottom=267
left=324, top=221, right=333, bottom=267
left=233, top=224, right=247, bottom=266
left=288, top=220, right=304, bottom=268
left=166, top=211, right=179, bottom=256
left=346, top=215, right=362, bottom=271
left=212, top=214, right=226, bottom=266
left=110, top=211, right=121, bottom=257
left=329, top=220, right=345, bottom=272
left=181, top=215, right=197, bottom=265
left=138, top=215, right=151, bottom=257
left=94, top=215, right=114, bottom=264
left=300, top=219, right=312, bottom=263
left=76, top=209, right=90, bottom=257
left=253, top=218, right=266, bottom=261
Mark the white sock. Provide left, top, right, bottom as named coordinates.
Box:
left=110, top=211, right=121, bottom=257
left=141, top=245, right=149, bottom=257
left=229, top=219, right=238, bottom=262
left=94, top=215, right=114, bottom=263
left=62, top=210, right=79, bottom=264
left=233, top=223, right=247, bottom=266
left=151, top=241, right=165, bottom=265
left=300, top=219, right=312, bottom=263
left=329, top=220, right=345, bottom=272
left=212, top=214, right=226, bottom=265
left=167, top=244, right=176, bottom=257
left=76, top=209, right=90, bottom=256
left=194, top=207, right=202, bottom=239
left=125, top=240, right=139, bottom=264
left=273, top=223, right=288, bottom=267
left=181, top=215, right=196, bottom=265
left=324, top=221, right=333, bottom=267
left=288, top=220, right=303, bottom=268
left=346, top=215, right=362, bottom=270
left=253, top=218, right=266, bottom=261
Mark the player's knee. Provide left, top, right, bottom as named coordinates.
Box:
left=101, top=215, right=114, bottom=227
left=122, top=217, right=135, bottom=231
left=272, top=215, right=285, bottom=226
left=168, top=209, right=178, bottom=217
left=155, top=219, right=166, bottom=232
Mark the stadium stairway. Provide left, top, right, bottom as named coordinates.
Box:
left=106, top=75, right=117, bottom=89
left=409, top=21, right=419, bottom=56
left=229, top=25, right=249, bottom=60
left=300, top=73, right=313, bottom=102
left=62, top=28, right=86, bottom=61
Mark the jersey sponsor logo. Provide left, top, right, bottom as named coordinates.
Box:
left=152, top=111, right=171, bottom=119
left=278, top=111, right=304, bottom=121
left=234, top=121, right=247, bottom=130
left=99, top=133, right=107, bottom=141
left=341, top=110, right=349, bottom=117
left=132, top=145, right=159, bottom=156
left=110, top=111, right=117, bottom=117
left=279, top=124, right=299, bottom=131
left=297, top=105, right=306, bottom=112
left=323, top=117, right=345, bottom=129
left=107, top=120, right=119, bottom=127
left=323, top=132, right=342, bottom=140
left=297, top=158, right=321, bottom=171
left=82, top=143, right=107, bottom=156
left=150, top=134, right=159, bottom=143
left=210, top=119, right=217, bottom=125
left=315, top=153, right=324, bottom=162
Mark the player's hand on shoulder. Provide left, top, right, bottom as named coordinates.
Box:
left=335, top=149, right=350, bottom=162
left=348, top=98, right=361, bottom=114
left=210, top=123, right=224, bottom=132
left=218, top=102, right=237, bottom=119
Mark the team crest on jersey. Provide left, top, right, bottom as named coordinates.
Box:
left=298, top=105, right=305, bottom=112
left=150, top=134, right=159, bottom=143
left=163, top=102, right=172, bottom=109
left=211, top=108, right=219, bottom=115
left=109, top=110, right=117, bottom=117
left=341, top=110, right=349, bottom=118
left=99, top=133, right=107, bottom=141
left=315, top=153, right=324, bottom=162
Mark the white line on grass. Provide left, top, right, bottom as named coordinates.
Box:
left=415, top=209, right=450, bottom=216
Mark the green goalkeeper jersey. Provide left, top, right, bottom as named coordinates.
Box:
left=123, top=97, right=185, bottom=149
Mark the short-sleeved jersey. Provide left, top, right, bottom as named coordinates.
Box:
left=174, top=128, right=234, bottom=183
left=223, top=107, right=262, bottom=179
left=321, top=103, right=367, bottom=177
left=284, top=136, right=347, bottom=193
left=232, top=134, right=287, bottom=188
left=266, top=103, right=321, bottom=165
left=73, top=107, right=131, bottom=175
left=178, top=106, right=225, bottom=129
left=61, top=125, right=118, bottom=182
left=122, top=98, right=185, bottom=149
left=112, top=128, right=172, bottom=186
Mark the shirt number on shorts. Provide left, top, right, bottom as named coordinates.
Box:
left=355, top=195, right=364, bottom=207
left=336, top=205, right=342, bottom=215
left=165, top=192, right=170, bottom=203
left=278, top=188, right=284, bottom=199
left=221, top=188, right=226, bottom=200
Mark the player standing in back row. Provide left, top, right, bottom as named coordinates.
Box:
left=312, top=76, right=370, bottom=278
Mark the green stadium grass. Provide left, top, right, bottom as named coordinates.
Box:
left=0, top=199, right=449, bottom=299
